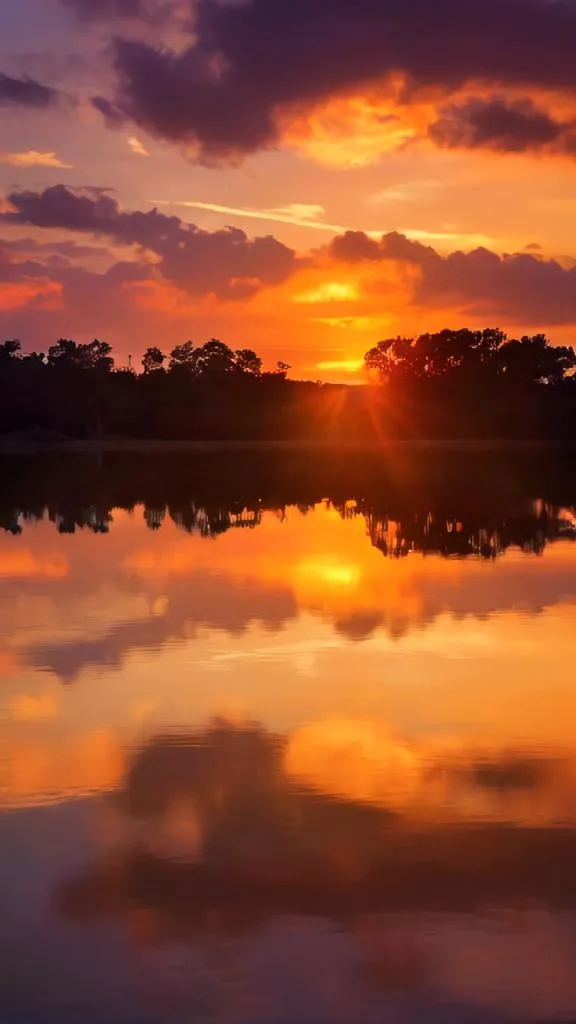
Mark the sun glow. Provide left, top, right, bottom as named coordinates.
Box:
left=316, top=359, right=364, bottom=373
left=294, top=281, right=360, bottom=304
left=296, top=557, right=362, bottom=587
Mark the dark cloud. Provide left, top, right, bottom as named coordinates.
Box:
left=429, top=96, right=576, bottom=154
left=61, top=0, right=178, bottom=23
left=330, top=230, right=423, bottom=264
left=2, top=185, right=181, bottom=246
left=3, top=238, right=112, bottom=261
left=0, top=72, right=59, bottom=108
left=90, top=95, right=128, bottom=128
left=5, top=184, right=576, bottom=329
left=0, top=244, right=48, bottom=284
left=329, top=230, right=576, bottom=325
left=0, top=237, right=158, bottom=353
left=0, top=234, right=147, bottom=295
left=2, top=185, right=297, bottom=298
left=89, top=0, right=576, bottom=161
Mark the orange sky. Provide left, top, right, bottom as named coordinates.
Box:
left=2, top=1, right=576, bottom=378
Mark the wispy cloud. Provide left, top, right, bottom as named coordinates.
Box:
left=149, top=198, right=495, bottom=248
left=311, top=316, right=393, bottom=331
left=0, top=150, right=73, bottom=169
left=367, top=181, right=442, bottom=204
left=152, top=198, right=349, bottom=233
left=128, top=136, right=150, bottom=157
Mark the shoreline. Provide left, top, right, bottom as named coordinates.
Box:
left=0, top=437, right=571, bottom=455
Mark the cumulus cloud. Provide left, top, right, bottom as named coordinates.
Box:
left=1, top=185, right=298, bottom=299
left=87, top=0, right=576, bottom=162
left=0, top=72, right=60, bottom=108
left=429, top=96, right=576, bottom=155
left=4, top=185, right=576, bottom=332
left=328, top=230, right=576, bottom=325
left=2, top=238, right=112, bottom=261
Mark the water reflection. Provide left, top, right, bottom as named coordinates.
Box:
left=58, top=721, right=576, bottom=934
left=3, top=453, right=576, bottom=1021
left=53, top=720, right=576, bottom=1018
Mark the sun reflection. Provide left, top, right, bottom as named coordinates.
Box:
left=296, top=557, right=361, bottom=587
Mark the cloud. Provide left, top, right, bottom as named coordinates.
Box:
left=153, top=199, right=489, bottom=247
left=429, top=96, right=576, bottom=155
left=4, top=185, right=576, bottom=345
left=127, top=136, right=150, bottom=156
left=61, top=0, right=177, bottom=23
left=89, top=0, right=576, bottom=162
left=328, top=230, right=576, bottom=325
left=2, top=185, right=298, bottom=299
left=157, top=198, right=351, bottom=233
left=90, top=95, right=127, bottom=127
left=0, top=151, right=73, bottom=169
left=0, top=72, right=60, bottom=108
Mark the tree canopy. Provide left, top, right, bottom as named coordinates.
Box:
left=365, top=329, right=576, bottom=386
left=1, top=329, right=575, bottom=442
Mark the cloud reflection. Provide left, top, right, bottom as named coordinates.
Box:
left=56, top=720, right=576, bottom=946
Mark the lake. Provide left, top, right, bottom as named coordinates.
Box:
left=2, top=450, right=576, bottom=1024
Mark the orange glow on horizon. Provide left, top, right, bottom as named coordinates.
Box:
left=0, top=549, right=68, bottom=579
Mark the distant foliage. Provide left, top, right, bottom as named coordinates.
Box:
left=365, top=329, right=576, bottom=385
left=1, top=328, right=575, bottom=441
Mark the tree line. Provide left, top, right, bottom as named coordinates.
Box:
left=1, top=329, right=575, bottom=440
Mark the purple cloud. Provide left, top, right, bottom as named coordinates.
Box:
left=61, top=0, right=177, bottom=23
left=0, top=71, right=60, bottom=108
left=328, top=231, right=576, bottom=325
left=89, top=0, right=576, bottom=161
left=430, top=96, right=576, bottom=154
left=2, top=185, right=298, bottom=299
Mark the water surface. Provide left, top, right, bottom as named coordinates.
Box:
left=2, top=452, right=576, bottom=1023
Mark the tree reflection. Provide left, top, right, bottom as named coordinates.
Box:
left=1, top=451, right=575, bottom=560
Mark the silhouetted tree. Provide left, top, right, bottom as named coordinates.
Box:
left=497, top=334, right=576, bottom=386
left=365, top=329, right=575, bottom=387
left=168, top=341, right=195, bottom=372
left=192, top=339, right=236, bottom=379
left=48, top=339, right=114, bottom=373
left=0, top=339, right=21, bottom=365
left=1, top=327, right=575, bottom=443
left=142, top=346, right=166, bottom=374
left=275, top=361, right=291, bottom=379
left=234, top=348, right=262, bottom=377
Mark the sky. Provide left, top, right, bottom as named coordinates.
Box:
left=1, top=0, right=576, bottom=379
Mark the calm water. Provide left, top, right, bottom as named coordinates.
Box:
left=3, top=452, right=576, bottom=1023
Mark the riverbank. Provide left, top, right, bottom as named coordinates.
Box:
left=0, top=436, right=568, bottom=455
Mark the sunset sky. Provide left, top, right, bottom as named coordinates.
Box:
left=1, top=0, right=576, bottom=379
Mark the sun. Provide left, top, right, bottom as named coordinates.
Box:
left=294, top=281, right=360, bottom=304
left=316, top=358, right=365, bottom=373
